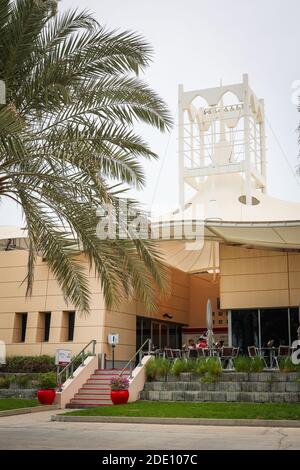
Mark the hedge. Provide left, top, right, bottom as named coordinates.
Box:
left=0, top=355, right=56, bottom=373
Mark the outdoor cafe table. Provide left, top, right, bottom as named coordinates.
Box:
left=258, top=347, right=279, bottom=369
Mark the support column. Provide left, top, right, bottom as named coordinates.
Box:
left=243, top=74, right=252, bottom=205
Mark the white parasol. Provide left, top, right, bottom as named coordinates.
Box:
left=206, top=298, right=214, bottom=349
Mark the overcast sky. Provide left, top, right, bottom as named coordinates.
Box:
left=1, top=0, right=300, bottom=225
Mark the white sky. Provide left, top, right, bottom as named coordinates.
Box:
left=1, top=0, right=300, bottom=225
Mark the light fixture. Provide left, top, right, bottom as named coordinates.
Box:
left=162, top=313, right=173, bottom=319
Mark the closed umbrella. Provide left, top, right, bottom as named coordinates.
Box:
left=206, top=298, right=214, bottom=349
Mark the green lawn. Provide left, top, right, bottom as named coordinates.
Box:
left=0, top=398, right=39, bottom=411
left=62, top=401, right=300, bottom=420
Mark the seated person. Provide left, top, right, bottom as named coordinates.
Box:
left=187, top=338, right=196, bottom=349
left=196, top=336, right=207, bottom=349
left=182, top=339, right=196, bottom=353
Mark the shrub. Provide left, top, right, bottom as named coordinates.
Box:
left=233, top=356, right=252, bottom=372
left=145, top=358, right=171, bottom=380
left=145, top=359, right=157, bottom=381
left=205, top=358, right=222, bottom=377
left=171, top=359, right=188, bottom=377
left=250, top=356, right=265, bottom=372
left=195, top=358, right=208, bottom=377
left=14, top=375, right=31, bottom=388
left=279, top=357, right=300, bottom=372
left=233, top=355, right=265, bottom=372
left=110, top=377, right=129, bottom=390
left=0, top=377, right=10, bottom=389
left=39, top=372, right=57, bottom=389
left=0, top=355, right=55, bottom=373
left=184, top=358, right=199, bottom=374
left=156, top=358, right=171, bottom=378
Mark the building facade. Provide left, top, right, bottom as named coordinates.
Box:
left=1, top=75, right=300, bottom=359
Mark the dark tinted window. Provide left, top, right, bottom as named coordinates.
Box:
left=44, top=312, right=51, bottom=342
left=68, top=312, right=75, bottom=341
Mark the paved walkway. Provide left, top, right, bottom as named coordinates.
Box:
left=0, top=411, right=300, bottom=450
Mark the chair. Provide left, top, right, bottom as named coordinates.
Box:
left=188, top=348, right=198, bottom=359
left=196, top=348, right=205, bottom=358
left=203, top=348, right=211, bottom=360
left=248, top=346, right=257, bottom=359
left=172, top=349, right=182, bottom=359
left=220, top=347, right=234, bottom=370
left=163, top=348, right=173, bottom=360
left=233, top=347, right=239, bottom=360
left=275, top=345, right=290, bottom=368
left=248, top=345, right=268, bottom=368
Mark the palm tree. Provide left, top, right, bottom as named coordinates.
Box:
left=0, top=0, right=172, bottom=313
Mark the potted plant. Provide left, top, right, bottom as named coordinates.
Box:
left=110, top=376, right=130, bottom=405
left=37, top=372, right=57, bottom=405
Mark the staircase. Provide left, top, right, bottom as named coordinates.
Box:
left=66, top=369, right=130, bottom=408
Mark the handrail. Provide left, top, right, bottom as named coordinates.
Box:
left=57, top=339, right=96, bottom=390
left=119, top=338, right=152, bottom=379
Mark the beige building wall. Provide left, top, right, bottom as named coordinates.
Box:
left=189, top=273, right=220, bottom=327
left=0, top=251, right=190, bottom=361
left=104, top=266, right=190, bottom=361
left=220, top=244, right=300, bottom=309
left=0, top=250, right=108, bottom=357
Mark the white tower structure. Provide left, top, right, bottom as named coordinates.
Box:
left=178, top=74, right=267, bottom=210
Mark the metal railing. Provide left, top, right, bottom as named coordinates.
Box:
left=119, top=338, right=152, bottom=379
left=57, top=339, right=96, bottom=391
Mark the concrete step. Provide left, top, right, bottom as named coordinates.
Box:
left=166, top=372, right=300, bottom=383
left=70, top=397, right=112, bottom=405
left=78, top=384, right=110, bottom=393
left=66, top=403, right=111, bottom=408
left=141, top=389, right=300, bottom=403
left=89, top=374, right=130, bottom=380
left=94, top=369, right=130, bottom=374
left=144, top=381, right=300, bottom=393
left=74, top=393, right=111, bottom=400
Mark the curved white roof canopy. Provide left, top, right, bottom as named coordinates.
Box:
left=0, top=226, right=28, bottom=250
left=153, top=173, right=300, bottom=273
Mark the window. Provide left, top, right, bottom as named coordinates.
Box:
left=67, top=311, right=75, bottom=341
left=36, top=312, right=51, bottom=342
left=136, top=316, right=182, bottom=351
left=13, top=313, right=27, bottom=343
left=44, top=312, right=51, bottom=342
left=260, top=308, right=289, bottom=348
left=61, top=311, right=76, bottom=342
left=232, top=309, right=259, bottom=354
left=290, top=308, right=300, bottom=343
left=21, top=313, right=27, bottom=342
left=218, top=320, right=223, bottom=325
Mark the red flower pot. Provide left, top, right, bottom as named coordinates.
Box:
left=111, top=390, right=129, bottom=405
left=37, top=388, right=56, bottom=405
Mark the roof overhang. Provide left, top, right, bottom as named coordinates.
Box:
left=203, top=220, right=300, bottom=251
left=152, top=219, right=300, bottom=273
